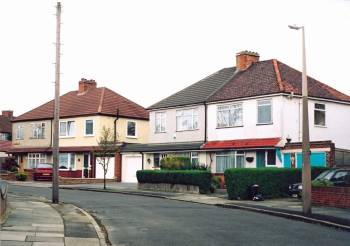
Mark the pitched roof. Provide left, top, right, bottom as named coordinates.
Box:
left=13, top=87, right=149, bottom=122
left=202, top=138, right=281, bottom=150
left=148, top=67, right=236, bottom=110
left=208, top=59, right=350, bottom=103
left=0, top=116, right=11, bottom=133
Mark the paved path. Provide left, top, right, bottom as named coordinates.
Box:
left=7, top=184, right=350, bottom=246
left=0, top=194, right=104, bottom=246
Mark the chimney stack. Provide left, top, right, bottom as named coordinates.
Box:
left=2, top=110, right=13, bottom=119
left=78, top=78, right=97, bottom=94
left=236, top=51, right=260, bottom=71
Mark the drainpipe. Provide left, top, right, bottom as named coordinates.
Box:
left=114, top=109, right=120, bottom=142
left=204, top=103, right=207, bottom=142
left=141, top=152, right=144, bottom=170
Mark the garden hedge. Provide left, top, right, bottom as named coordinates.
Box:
left=136, top=170, right=211, bottom=193
left=224, top=167, right=329, bottom=200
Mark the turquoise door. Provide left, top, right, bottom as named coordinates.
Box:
left=283, top=153, right=291, bottom=168
left=256, top=151, right=266, bottom=168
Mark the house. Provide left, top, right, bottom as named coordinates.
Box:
left=0, top=111, right=14, bottom=165
left=8, top=79, right=149, bottom=179
left=121, top=51, right=350, bottom=181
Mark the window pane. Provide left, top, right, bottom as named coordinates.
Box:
left=258, top=100, right=272, bottom=124
left=59, top=154, right=69, bottom=169
left=315, top=103, right=325, bottom=110
left=216, top=152, right=235, bottom=173
left=267, top=150, right=276, bottom=165
left=70, top=154, right=75, bottom=169
left=86, top=120, right=93, bottom=135
left=155, top=113, right=166, bottom=133
left=67, top=121, right=75, bottom=136
left=60, top=122, right=66, bottom=136
left=236, top=155, right=245, bottom=168
left=314, top=110, right=325, bottom=126
left=127, top=121, right=136, bottom=136
left=154, top=154, right=160, bottom=168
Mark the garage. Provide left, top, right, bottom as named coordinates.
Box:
left=122, top=154, right=142, bottom=183
left=95, top=157, right=115, bottom=179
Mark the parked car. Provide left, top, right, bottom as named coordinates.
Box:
left=289, top=169, right=350, bottom=197
left=33, top=163, right=53, bottom=181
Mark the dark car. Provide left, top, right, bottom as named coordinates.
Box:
left=289, top=169, right=350, bottom=197
left=33, top=163, right=53, bottom=181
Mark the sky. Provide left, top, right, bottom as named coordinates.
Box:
left=1, top=0, right=349, bottom=116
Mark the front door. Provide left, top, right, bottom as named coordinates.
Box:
left=256, top=150, right=266, bottom=168
left=83, top=153, right=90, bottom=178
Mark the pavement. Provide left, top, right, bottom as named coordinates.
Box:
left=6, top=181, right=350, bottom=232
left=0, top=194, right=106, bottom=246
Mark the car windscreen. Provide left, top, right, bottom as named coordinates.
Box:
left=36, top=163, right=52, bottom=168
left=315, top=170, right=333, bottom=180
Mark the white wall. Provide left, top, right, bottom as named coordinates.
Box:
left=207, top=96, right=283, bottom=141
left=149, top=105, right=205, bottom=143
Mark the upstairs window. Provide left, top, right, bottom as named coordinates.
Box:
left=31, top=122, right=45, bottom=139
left=176, top=108, right=199, bottom=131
left=314, top=103, right=326, bottom=126
left=217, top=103, right=243, bottom=128
left=59, top=121, right=75, bottom=137
left=85, top=120, right=94, bottom=135
left=16, top=125, right=24, bottom=140
left=127, top=121, right=136, bottom=137
left=257, top=99, right=272, bottom=124
left=155, top=112, right=166, bottom=133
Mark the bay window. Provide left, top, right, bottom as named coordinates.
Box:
left=27, top=153, right=46, bottom=169
left=59, top=153, right=76, bottom=170
left=176, top=108, right=198, bottom=131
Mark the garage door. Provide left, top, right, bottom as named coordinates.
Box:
left=96, top=157, right=115, bottom=179
left=122, top=155, right=142, bottom=183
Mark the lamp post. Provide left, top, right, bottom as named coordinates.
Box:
left=288, top=25, right=312, bottom=215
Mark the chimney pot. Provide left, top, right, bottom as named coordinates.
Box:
left=236, top=50, right=260, bottom=71
left=78, top=78, right=97, bottom=94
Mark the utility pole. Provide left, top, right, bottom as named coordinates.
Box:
left=52, top=2, right=61, bottom=204
left=288, top=25, right=311, bottom=215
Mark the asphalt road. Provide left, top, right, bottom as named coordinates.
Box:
left=8, top=185, right=350, bottom=246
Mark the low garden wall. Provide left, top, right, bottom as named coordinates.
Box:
left=312, top=187, right=350, bottom=209
left=224, top=167, right=329, bottom=200
left=59, top=178, right=117, bottom=185
left=137, top=170, right=211, bottom=194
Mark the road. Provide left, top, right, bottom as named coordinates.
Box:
left=8, top=185, right=350, bottom=246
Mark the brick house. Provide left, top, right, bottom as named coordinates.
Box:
left=121, top=51, right=350, bottom=181
left=8, top=79, right=149, bottom=179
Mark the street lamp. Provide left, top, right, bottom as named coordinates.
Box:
left=288, top=24, right=312, bottom=215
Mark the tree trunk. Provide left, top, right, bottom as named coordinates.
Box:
left=103, top=166, right=106, bottom=190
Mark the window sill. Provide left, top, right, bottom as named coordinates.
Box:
left=126, top=136, right=138, bottom=139
left=155, top=131, right=166, bottom=134
left=84, top=134, right=95, bottom=137
left=256, top=123, right=273, bottom=126
left=59, top=136, right=75, bottom=139
left=216, top=125, right=243, bottom=129
left=176, top=129, right=199, bottom=132
left=29, top=137, right=45, bottom=140
left=314, top=125, right=327, bottom=128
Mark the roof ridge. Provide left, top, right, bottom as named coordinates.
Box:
left=98, top=87, right=106, bottom=113
left=272, top=59, right=284, bottom=92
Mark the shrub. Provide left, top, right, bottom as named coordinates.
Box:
left=137, top=170, right=211, bottom=193
left=210, top=176, right=222, bottom=193
left=15, top=172, right=28, bottom=181
left=224, top=167, right=330, bottom=200
left=160, top=156, right=192, bottom=170
left=1, top=157, right=19, bottom=172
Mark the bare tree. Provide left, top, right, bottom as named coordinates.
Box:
left=94, top=126, right=119, bottom=189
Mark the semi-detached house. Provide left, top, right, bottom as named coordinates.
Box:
left=9, top=79, right=149, bottom=180
left=121, top=51, right=350, bottom=182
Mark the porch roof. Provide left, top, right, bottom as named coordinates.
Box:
left=7, top=146, right=95, bottom=154
left=202, top=138, right=281, bottom=150
left=121, top=141, right=204, bottom=153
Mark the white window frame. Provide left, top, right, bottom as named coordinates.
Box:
left=59, top=153, right=76, bottom=170
left=257, top=99, right=273, bottom=125
left=191, top=152, right=199, bottom=165
left=155, top=112, right=166, bottom=133
left=176, top=108, right=199, bottom=131
left=84, top=119, right=94, bottom=136
left=216, top=151, right=246, bottom=173
left=216, top=103, right=243, bottom=128
left=59, top=120, right=75, bottom=137
left=126, top=120, right=137, bottom=138
left=27, top=153, right=47, bottom=169
left=16, top=125, right=24, bottom=140
left=314, top=103, right=326, bottom=127
left=30, top=122, right=45, bottom=139
left=0, top=133, right=9, bottom=141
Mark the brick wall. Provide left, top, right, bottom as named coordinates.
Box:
left=115, top=152, right=121, bottom=182
left=312, top=187, right=350, bottom=209
left=59, top=178, right=117, bottom=185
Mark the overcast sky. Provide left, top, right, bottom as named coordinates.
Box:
left=1, top=0, right=349, bottom=116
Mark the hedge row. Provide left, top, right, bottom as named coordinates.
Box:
left=136, top=170, right=211, bottom=193
left=224, top=167, right=329, bottom=200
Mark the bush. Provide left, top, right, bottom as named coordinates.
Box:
left=210, top=176, right=222, bottom=193
left=137, top=170, right=212, bottom=193
left=15, top=172, right=28, bottom=181
left=160, top=156, right=192, bottom=170
left=1, top=157, right=19, bottom=172
left=224, top=167, right=330, bottom=200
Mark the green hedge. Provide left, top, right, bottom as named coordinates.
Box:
left=224, top=167, right=329, bottom=200
left=136, top=170, right=211, bottom=193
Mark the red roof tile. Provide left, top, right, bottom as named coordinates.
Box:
left=0, top=140, right=11, bottom=152
left=13, top=86, right=149, bottom=122
left=7, top=146, right=95, bottom=153
left=202, top=138, right=281, bottom=150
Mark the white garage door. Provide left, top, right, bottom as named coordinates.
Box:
left=96, top=157, right=115, bottom=179
left=122, top=155, right=142, bottom=183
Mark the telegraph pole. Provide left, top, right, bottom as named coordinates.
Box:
left=52, top=2, right=61, bottom=204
